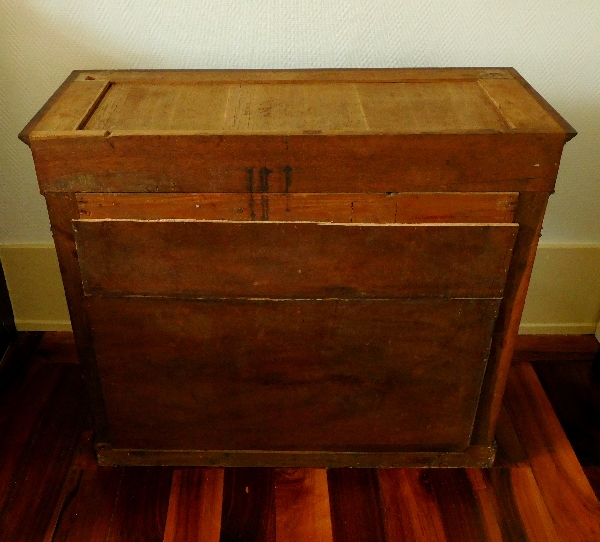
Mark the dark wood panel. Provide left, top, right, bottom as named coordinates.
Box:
left=88, top=297, right=499, bottom=454
left=74, top=221, right=517, bottom=299
left=327, top=469, right=386, bottom=542
left=31, top=133, right=564, bottom=193
left=219, top=468, right=275, bottom=542
left=0, top=259, right=16, bottom=360
left=76, top=192, right=518, bottom=223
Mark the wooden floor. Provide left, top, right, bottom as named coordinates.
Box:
left=0, top=333, right=599, bottom=541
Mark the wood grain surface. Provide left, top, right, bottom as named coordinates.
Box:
left=74, top=220, right=517, bottom=299
left=77, top=192, right=518, bottom=223
left=87, top=297, right=499, bottom=453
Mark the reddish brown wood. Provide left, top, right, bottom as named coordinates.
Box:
left=471, top=191, right=549, bottom=445
left=0, top=366, right=87, bottom=541
left=105, top=467, right=173, bottom=542
left=515, top=334, right=600, bottom=363
left=74, top=221, right=517, bottom=299
left=45, top=430, right=123, bottom=542
left=274, top=469, right=333, bottom=542
left=220, top=468, right=275, bottom=542
left=31, top=132, right=564, bottom=194
left=32, top=331, right=79, bottom=364
left=88, top=297, right=499, bottom=454
left=163, top=468, right=224, bottom=542
left=504, top=362, right=600, bottom=541
left=327, top=469, right=386, bottom=542
left=77, top=191, right=519, bottom=223
left=493, top=404, right=529, bottom=468
left=378, top=469, right=448, bottom=541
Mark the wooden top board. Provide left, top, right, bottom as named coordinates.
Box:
left=20, top=68, right=574, bottom=144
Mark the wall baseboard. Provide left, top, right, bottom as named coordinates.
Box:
left=1, top=243, right=599, bottom=335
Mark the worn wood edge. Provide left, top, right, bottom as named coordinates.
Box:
left=514, top=334, right=600, bottom=362
left=73, top=67, right=514, bottom=84
left=471, top=192, right=550, bottom=445
left=18, top=71, right=82, bottom=146
left=508, top=68, right=577, bottom=141
left=95, top=444, right=496, bottom=468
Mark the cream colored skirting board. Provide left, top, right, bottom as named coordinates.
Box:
left=1, top=243, right=599, bottom=335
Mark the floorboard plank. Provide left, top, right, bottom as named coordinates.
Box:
left=494, top=404, right=529, bottom=468
left=327, top=468, right=386, bottom=542
left=219, top=467, right=275, bottom=542
left=105, top=466, right=173, bottom=542
left=0, top=365, right=88, bottom=541
left=421, top=469, right=498, bottom=542
left=483, top=467, right=561, bottom=542
left=163, top=468, right=224, bottom=542
left=46, top=429, right=123, bottom=542
left=504, top=362, right=600, bottom=541
left=378, top=468, right=447, bottom=541
left=32, top=331, right=79, bottom=364
left=275, top=468, right=333, bottom=542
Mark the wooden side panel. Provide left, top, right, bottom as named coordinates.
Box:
left=471, top=192, right=549, bottom=444
left=87, top=297, right=499, bottom=452
left=73, top=221, right=517, bottom=299
left=76, top=192, right=519, bottom=223
left=30, top=133, right=565, bottom=193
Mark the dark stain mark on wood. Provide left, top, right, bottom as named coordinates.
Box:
left=246, top=168, right=255, bottom=221
left=259, top=167, right=271, bottom=221
left=284, top=165, right=292, bottom=193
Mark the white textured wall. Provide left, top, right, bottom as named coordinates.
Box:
left=2, top=0, right=599, bottom=243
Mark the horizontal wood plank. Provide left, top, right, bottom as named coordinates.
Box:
left=74, top=221, right=517, bottom=299
left=87, top=297, right=498, bottom=454
left=31, top=133, right=565, bottom=193
left=77, top=192, right=518, bottom=223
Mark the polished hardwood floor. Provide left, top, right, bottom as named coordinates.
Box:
left=0, top=332, right=599, bottom=541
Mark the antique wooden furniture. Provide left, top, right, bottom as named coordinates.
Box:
left=20, top=69, right=575, bottom=467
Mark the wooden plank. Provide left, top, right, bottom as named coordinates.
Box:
left=482, top=468, right=561, bottom=542
left=0, top=365, right=88, bottom=541
left=378, top=469, right=448, bottom=541
left=471, top=192, right=549, bottom=445
left=274, top=469, right=333, bottom=542
left=220, top=468, right=275, bottom=542
left=357, top=81, right=508, bottom=133
left=77, top=192, right=519, bottom=223
left=31, top=80, right=111, bottom=133
left=327, top=469, right=386, bottom=542
left=422, top=469, right=500, bottom=542
left=105, top=467, right=173, bottom=542
left=479, top=78, right=564, bottom=133
left=73, top=221, right=517, bottom=299
left=583, top=468, right=600, bottom=501
left=163, top=468, right=224, bottom=542
left=0, top=361, right=61, bottom=513
left=73, top=68, right=515, bottom=84
left=30, top=132, right=564, bottom=193
left=87, top=297, right=499, bottom=454
left=503, top=362, right=600, bottom=541
left=44, top=430, right=123, bottom=542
